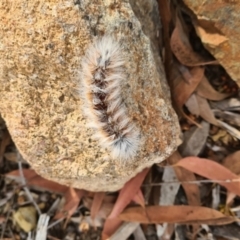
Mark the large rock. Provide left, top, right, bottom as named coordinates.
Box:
left=0, top=0, right=180, bottom=191
left=182, top=0, right=240, bottom=86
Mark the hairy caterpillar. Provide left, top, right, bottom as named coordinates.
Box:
left=81, top=36, right=140, bottom=161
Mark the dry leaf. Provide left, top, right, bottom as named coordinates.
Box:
left=83, top=197, right=115, bottom=220
left=90, top=192, right=105, bottom=221
left=212, top=224, right=240, bottom=239
left=196, top=76, right=230, bottom=101
left=6, top=169, right=69, bottom=194
left=174, top=157, right=240, bottom=196
left=185, top=93, right=200, bottom=116
left=119, top=205, right=235, bottom=225
left=196, top=94, right=219, bottom=125
left=132, top=189, right=145, bottom=208
left=54, top=187, right=84, bottom=219
left=226, top=191, right=236, bottom=207
left=173, top=67, right=204, bottom=107
left=179, top=120, right=210, bottom=157
left=102, top=168, right=149, bottom=239
left=167, top=151, right=201, bottom=207
left=108, top=168, right=149, bottom=219
left=170, top=17, right=217, bottom=66
left=222, top=151, right=240, bottom=175
left=102, top=218, right=122, bottom=240
left=13, top=206, right=37, bottom=232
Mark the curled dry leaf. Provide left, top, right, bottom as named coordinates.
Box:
left=174, top=157, right=240, bottom=196
left=196, top=76, right=230, bottom=101
left=173, top=67, right=204, bottom=107
left=119, top=206, right=235, bottom=225
left=170, top=16, right=217, bottom=66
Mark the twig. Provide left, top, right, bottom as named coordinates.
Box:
left=17, top=151, right=41, bottom=215
left=47, top=235, right=61, bottom=240
left=142, top=178, right=240, bottom=187
left=47, top=218, right=64, bottom=229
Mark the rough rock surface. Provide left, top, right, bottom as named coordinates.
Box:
left=182, top=0, right=240, bottom=86
left=0, top=0, right=180, bottom=191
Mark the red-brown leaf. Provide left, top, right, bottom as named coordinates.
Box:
left=6, top=169, right=69, bottom=194
left=108, top=168, right=149, bottom=219
left=168, top=151, right=201, bottom=206
left=91, top=192, right=105, bottom=220
left=174, top=157, right=240, bottom=196
left=102, top=218, right=122, bottom=240
left=54, top=187, right=85, bottom=219
left=173, top=67, right=204, bottom=107
left=132, top=189, right=145, bottom=208
left=119, top=205, right=235, bottom=225
left=195, top=95, right=219, bottom=125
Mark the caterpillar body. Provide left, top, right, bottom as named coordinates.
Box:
left=81, top=36, right=140, bottom=162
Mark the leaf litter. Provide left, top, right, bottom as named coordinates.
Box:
left=1, top=1, right=240, bottom=240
